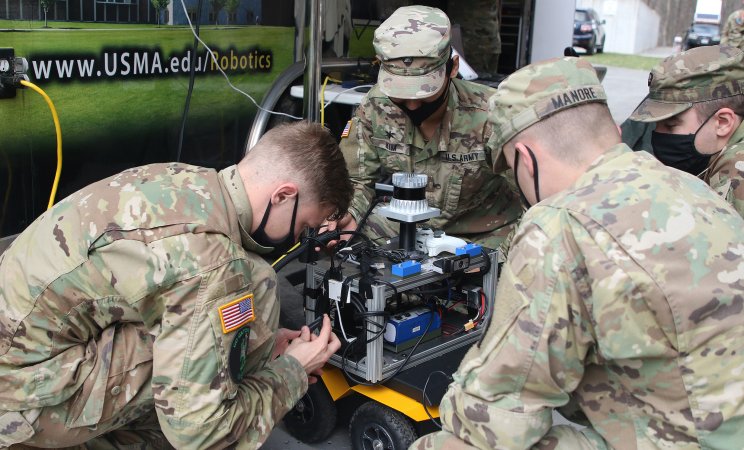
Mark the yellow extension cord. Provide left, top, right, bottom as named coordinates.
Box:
left=15, top=75, right=346, bottom=214
left=271, top=241, right=302, bottom=268
left=20, top=79, right=62, bottom=210
left=320, top=75, right=342, bottom=127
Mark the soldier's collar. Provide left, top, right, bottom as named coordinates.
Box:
left=583, top=143, right=629, bottom=174
left=729, top=118, right=744, bottom=147
left=218, top=165, right=273, bottom=254
left=705, top=122, right=744, bottom=180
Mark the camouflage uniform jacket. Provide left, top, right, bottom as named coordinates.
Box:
left=341, top=78, right=519, bottom=236
left=413, top=144, right=744, bottom=450
left=703, top=120, right=744, bottom=218
left=721, top=10, right=744, bottom=49
left=0, top=163, right=308, bottom=449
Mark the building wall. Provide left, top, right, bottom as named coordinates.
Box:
left=577, top=0, right=660, bottom=53
left=1, top=0, right=261, bottom=23
left=169, top=0, right=260, bottom=25
left=633, top=0, right=660, bottom=50
left=2, top=0, right=153, bottom=22
left=2, top=0, right=41, bottom=20
left=577, top=0, right=696, bottom=51
left=531, top=0, right=574, bottom=62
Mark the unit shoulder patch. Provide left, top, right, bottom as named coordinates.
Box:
left=228, top=326, right=251, bottom=381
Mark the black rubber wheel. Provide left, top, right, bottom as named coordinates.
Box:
left=283, top=381, right=338, bottom=443
left=585, top=37, right=596, bottom=55
left=349, top=401, right=417, bottom=450
left=266, top=90, right=302, bottom=131
left=597, top=36, right=605, bottom=53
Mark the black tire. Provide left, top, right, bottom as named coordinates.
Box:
left=349, top=401, right=417, bottom=450
left=266, top=90, right=302, bottom=131
left=585, top=36, right=596, bottom=55
left=597, top=36, right=605, bottom=53
left=283, top=381, right=338, bottom=443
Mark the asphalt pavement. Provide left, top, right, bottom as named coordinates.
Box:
left=603, top=47, right=676, bottom=124
left=603, top=64, right=651, bottom=124
left=262, top=48, right=672, bottom=450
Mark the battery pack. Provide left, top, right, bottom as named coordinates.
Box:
left=383, top=307, right=441, bottom=345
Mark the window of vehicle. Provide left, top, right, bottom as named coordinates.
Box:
left=692, top=23, right=719, bottom=35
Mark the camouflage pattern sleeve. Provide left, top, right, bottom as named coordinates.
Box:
left=125, top=234, right=308, bottom=449
left=721, top=10, right=744, bottom=49
left=413, top=216, right=610, bottom=449
left=340, top=102, right=381, bottom=222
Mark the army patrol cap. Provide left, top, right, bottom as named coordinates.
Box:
left=373, top=5, right=452, bottom=99
left=488, top=57, right=607, bottom=172
left=629, top=45, right=744, bottom=122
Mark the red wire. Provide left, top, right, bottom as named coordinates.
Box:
left=474, top=291, right=486, bottom=326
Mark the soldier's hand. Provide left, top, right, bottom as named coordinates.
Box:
left=272, top=328, right=301, bottom=360
left=301, top=329, right=328, bottom=381
left=322, top=214, right=358, bottom=249
left=285, top=314, right=341, bottom=376
left=308, top=367, right=323, bottom=385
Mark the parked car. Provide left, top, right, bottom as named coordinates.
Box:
left=683, top=22, right=721, bottom=50
left=573, top=8, right=606, bottom=55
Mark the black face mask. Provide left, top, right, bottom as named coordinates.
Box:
left=394, top=79, right=450, bottom=127
left=513, top=146, right=541, bottom=208
left=651, top=112, right=716, bottom=176
left=251, top=195, right=299, bottom=258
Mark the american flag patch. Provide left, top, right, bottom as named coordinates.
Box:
left=341, top=120, right=352, bottom=138
left=219, top=294, right=255, bottom=334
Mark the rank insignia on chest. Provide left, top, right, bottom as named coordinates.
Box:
left=219, top=294, right=256, bottom=333
left=341, top=120, right=352, bottom=139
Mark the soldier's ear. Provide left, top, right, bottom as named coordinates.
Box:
left=271, top=183, right=299, bottom=204
left=449, top=54, right=459, bottom=78
left=514, top=143, right=536, bottom=177
left=713, top=108, right=741, bottom=138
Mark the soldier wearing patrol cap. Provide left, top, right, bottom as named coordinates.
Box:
left=412, top=56, right=744, bottom=449
left=722, top=0, right=744, bottom=49
left=0, top=121, right=349, bottom=448
left=326, top=5, right=521, bottom=250
left=629, top=44, right=744, bottom=217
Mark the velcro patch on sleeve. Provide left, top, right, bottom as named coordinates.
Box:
left=219, top=293, right=256, bottom=334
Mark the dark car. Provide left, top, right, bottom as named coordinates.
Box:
left=683, top=22, right=721, bottom=50
left=573, top=8, right=606, bottom=55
